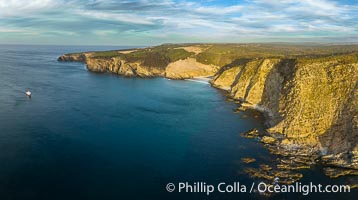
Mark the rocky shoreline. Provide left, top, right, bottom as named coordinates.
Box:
left=58, top=44, right=358, bottom=182
left=240, top=127, right=357, bottom=187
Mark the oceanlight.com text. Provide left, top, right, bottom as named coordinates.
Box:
left=165, top=182, right=351, bottom=196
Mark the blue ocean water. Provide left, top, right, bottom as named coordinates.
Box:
left=0, top=45, right=356, bottom=200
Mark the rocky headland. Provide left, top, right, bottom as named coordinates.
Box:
left=58, top=43, right=358, bottom=182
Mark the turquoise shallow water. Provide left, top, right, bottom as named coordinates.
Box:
left=0, top=45, right=356, bottom=200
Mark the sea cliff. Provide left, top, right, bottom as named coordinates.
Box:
left=58, top=43, right=358, bottom=176
left=58, top=45, right=218, bottom=79
left=212, top=56, right=358, bottom=172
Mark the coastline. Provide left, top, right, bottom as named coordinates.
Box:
left=57, top=43, right=358, bottom=182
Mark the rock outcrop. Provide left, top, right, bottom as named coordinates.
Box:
left=58, top=53, right=90, bottom=62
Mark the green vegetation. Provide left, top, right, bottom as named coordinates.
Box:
left=81, top=43, right=358, bottom=68
left=120, top=45, right=194, bottom=68
left=91, top=50, right=120, bottom=58
left=297, top=53, right=358, bottom=65
left=196, top=44, right=358, bottom=67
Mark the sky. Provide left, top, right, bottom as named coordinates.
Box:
left=0, top=0, right=357, bottom=45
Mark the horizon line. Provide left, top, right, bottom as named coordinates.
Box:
left=1, top=41, right=358, bottom=47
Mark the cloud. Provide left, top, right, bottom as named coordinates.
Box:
left=0, top=0, right=64, bottom=17
left=76, top=10, right=155, bottom=25
left=0, top=28, right=24, bottom=33
left=194, top=5, right=243, bottom=14
left=0, top=0, right=357, bottom=45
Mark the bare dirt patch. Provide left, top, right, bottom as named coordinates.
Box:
left=175, top=46, right=207, bottom=55
left=118, top=50, right=138, bottom=54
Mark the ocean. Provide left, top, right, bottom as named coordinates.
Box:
left=0, top=45, right=356, bottom=200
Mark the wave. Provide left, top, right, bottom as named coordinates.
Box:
left=185, top=78, right=210, bottom=84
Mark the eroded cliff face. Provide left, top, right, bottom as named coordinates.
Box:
left=212, top=55, right=358, bottom=169
left=86, top=57, right=166, bottom=77
left=165, top=58, right=216, bottom=79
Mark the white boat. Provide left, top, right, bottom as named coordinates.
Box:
left=25, top=90, right=32, bottom=97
